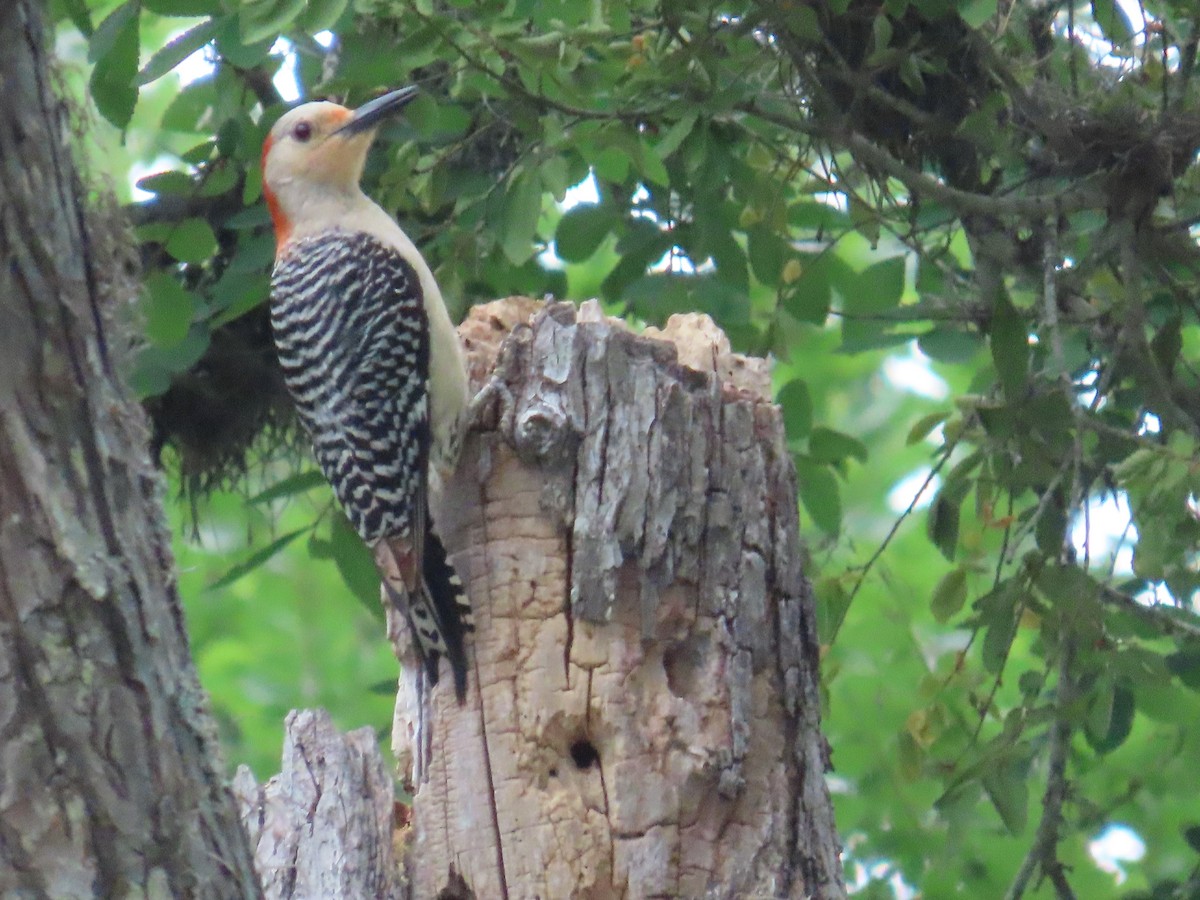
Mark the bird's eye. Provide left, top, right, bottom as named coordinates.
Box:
left=292, top=121, right=313, bottom=142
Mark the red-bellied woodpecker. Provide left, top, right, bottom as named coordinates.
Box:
left=262, top=86, right=473, bottom=701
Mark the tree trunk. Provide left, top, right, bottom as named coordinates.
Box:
left=392, top=298, right=845, bottom=899
left=0, top=3, right=260, bottom=895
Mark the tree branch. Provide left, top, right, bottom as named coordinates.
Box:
left=125, top=190, right=244, bottom=228
left=1006, top=635, right=1077, bottom=900
left=738, top=100, right=1106, bottom=219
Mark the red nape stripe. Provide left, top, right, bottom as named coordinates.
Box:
left=261, top=133, right=292, bottom=252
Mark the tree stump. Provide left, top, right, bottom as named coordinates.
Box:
left=233, top=711, right=401, bottom=900
left=393, top=299, right=844, bottom=899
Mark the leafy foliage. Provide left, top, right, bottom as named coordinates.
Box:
left=169, top=484, right=396, bottom=778
left=54, top=0, right=1200, bottom=894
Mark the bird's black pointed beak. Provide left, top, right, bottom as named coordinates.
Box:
left=335, top=86, right=419, bottom=136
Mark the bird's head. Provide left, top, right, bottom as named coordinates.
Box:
left=261, top=86, right=418, bottom=248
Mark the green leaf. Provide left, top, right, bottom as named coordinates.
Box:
left=215, top=17, right=275, bottom=67
left=182, top=141, right=215, bottom=168
left=689, top=277, right=750, bottom=326
left=367, top=678, right=398, bottom=696
left=840, top=256, right=907, bottom=350
left=87, top=0, right=138, bottom=62
left=777, top=379, right=813, bottom=440
left=1166, top=646, right=1200, bottom=690
left=143, top=0, right=222, bottom=14
left=239, top=0, right=307, bottom=45
left=88, top=1, right=140, bottom=129
left=248, top=470, right=328, bottom=504
left=543, top=159, right=574, bottom=204
left=989, top=292, right=1028, bottom=399
left=815, top=576, right=852, bottom=645
left=871, top=12, right=894, bottom=55
left=600, top=219, right=672, bottom=299
left=206, top=527, right=310, bottom=591
left=142, top=273, right=197, bottom=347
left=209, top=272, right=270, bottom=327
left=795, top=456, right=842, bottom=535
left=932, top=568, right=969, bottom=623
left=297, top=0, right=351, bottom=32
left=927, top=490, right=962, bottom=561
left=636, top=138, right=670, bottom=187
left=655, top=111, right=697, bottom=159
left=981, top=588, right=1019, bottom=674
left=1036, top=565, right=1103, bottom=619
left=1034, top=491, right=1067, bottom=556
left=747, top=226, right=787, bottom=286
left=592, top=146, right=630, bottom=183
left=161, top=79, right=217, bottom=133
left=781, top=3, right=819, bottom=40
left=849, top=196, right=881, bottom=244
left=137, top=17, right=222, bottom=85
left=856, top=256, right=906, bottom=309
left=59, top=0, right=93, bottom=36
left=789, top=201, right=849, bottom=232
left=500, top=170, right=543, bottom=265
left=781, top=253, right=834, bottom=324
left=198, top=164, right=239, bottom=198
left=918, top=327, right=983, bottom=363
left=1091, top=0, right=1133, bottom=44
left=555, top=204, right=614, bottom=262
left=129, top=326, right=210, bottom=397
left=330, top=514, right=385, bottom=612
left=907, top=410, right=949, bottom=445
left=226, top=232, right=275, bottom=274
left=166, top=218, right=218, bottom=263
left=957, top=0, right=997, bottom=28
left=981, top=757, right=1029, bottom=834
left=809, top=427, right=868, bottom=465
left=624, top=275, right=692, bottom=323
left=129, top=358, right=171, bottom=399
left=136, top=170, right=196, bottom=196
left=699, top=218, right=748, bottom=291
left=1085, top=679, right=1135, bottom=754
left=1151, top=315, right=1183, bottom=378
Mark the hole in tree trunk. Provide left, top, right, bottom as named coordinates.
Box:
left=663, top=631, right=709, bottom=698
left=569, top=739, right=600, bottom=770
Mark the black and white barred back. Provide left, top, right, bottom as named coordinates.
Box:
left=270, top=229, right=472, bottom=699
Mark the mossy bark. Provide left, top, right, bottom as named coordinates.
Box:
left=0, top=4, right=260, bottom=895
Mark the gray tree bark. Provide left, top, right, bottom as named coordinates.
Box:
left=233, top=711, right=400, bottom=900
left=391, top=299, right=845, bottom=899
left=0, top=3, right=260, bottom=896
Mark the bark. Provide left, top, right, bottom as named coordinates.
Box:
left=0, top=3, right=259, bottom=896
left=392, top=298, right=845, bottom=899
left=233, top=711, right=401, bottom=900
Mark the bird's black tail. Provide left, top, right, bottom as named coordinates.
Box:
left=420, top=526, right=473, bottom=702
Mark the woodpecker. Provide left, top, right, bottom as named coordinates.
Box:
left=262, top=87, right=473, bottom=700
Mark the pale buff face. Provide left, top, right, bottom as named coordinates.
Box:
left=262, top=102, right=376, bottom=203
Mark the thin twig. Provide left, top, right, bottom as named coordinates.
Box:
left=844, top=446, right=956, bottom=606
left=1004, top=634, right=1077, bottom=900
left=1096, top=584, right=1200, bottom=640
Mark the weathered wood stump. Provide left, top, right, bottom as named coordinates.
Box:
left=233, top=710, right=398, bottom=900
left=391, top=299, right=844, bottom=899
